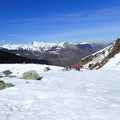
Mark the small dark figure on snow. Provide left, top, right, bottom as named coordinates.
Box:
left=75, top=64, right=81, bottom=71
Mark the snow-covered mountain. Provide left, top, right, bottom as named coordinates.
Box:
left=1, top=41, right=99, bottom=52
left=0, top=41, right=104, bottom=66
left=81, top=38, right=120, bottom=69
left=1, top=41, right=66, bottom=52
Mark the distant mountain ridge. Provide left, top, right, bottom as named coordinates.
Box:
left=1, top=41, right=105, bottom=66
left=1, top=41, right=98, bottom=51
left=1, top=41, right=65, bottom=52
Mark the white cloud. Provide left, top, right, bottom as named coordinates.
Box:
left=0, top=40, right=5, bottom=45
left=39, top=24, right=120, bottom=40
left=9, top=33, right=20, bottom=37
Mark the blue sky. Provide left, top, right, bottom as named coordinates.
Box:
left=0, top=0, right=120, bottom=44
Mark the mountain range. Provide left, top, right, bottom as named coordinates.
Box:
left=0, top=41, right=104, bottom=66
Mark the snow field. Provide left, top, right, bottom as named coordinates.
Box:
left=0, top=64, right=120, bottom=120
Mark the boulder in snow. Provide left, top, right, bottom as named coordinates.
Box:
left=62, top=66, right=71, bottom=71
left=22, top=70, right=40, bottom=80
left=0, top=80, right=14, bottom=90
left=44, top=67, right=51, bottom=72
left=2, top=70, right=12, bottom=76
left=0, top=72, right=6, bottom=78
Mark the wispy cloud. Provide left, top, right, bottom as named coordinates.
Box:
left=55, top=5, right=120, bottom=22
left=37, top=24, right=120, bottom=40
left=9, top=33, right=23, bottom=37
left=9, top=33, right=19, bottom=37
left=1, top=5, right=120, bottom=27
left=1, top=5, right=120, bottom=43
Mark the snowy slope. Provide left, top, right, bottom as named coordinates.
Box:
left=102, top=52, right=120, bottom=70
left=83, top=42, right=114, bottom=69
left=0, top=64, right=120, bottom=120
left=82, top=39, right=120, bottom=70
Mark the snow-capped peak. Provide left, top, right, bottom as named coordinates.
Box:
left=31, top=41, right=65, bottom=47
left=1, top=41, right=94, bottom=52
left=1, top=41, right=66, bottom=51
left=78, top=42, right=92, bottom=45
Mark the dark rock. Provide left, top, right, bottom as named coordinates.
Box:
left=0, top=81, right=5, bottom=90
left=37, top=77, right=43, bottom=80
left=44, top=67, right=51, bottom=72
left=3, top=70, right=12, bottom=76
left=0, top=80, right=14, bottom=90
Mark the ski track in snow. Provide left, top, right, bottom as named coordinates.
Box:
left=0, top=64, right=120, bottom=120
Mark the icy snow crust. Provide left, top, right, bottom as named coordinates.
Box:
left=0, top=64, right=120, bottom=120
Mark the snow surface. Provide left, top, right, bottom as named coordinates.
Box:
left=0, top=64, right=120, bottom=120
left=0, top=64, right=62, bottom=77
left=102, top=52, right=120, bottom=70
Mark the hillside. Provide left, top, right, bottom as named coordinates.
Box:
left=80, top=38, right=120, bottom=69
left=0, top=48, right=49, bottom=64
